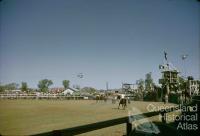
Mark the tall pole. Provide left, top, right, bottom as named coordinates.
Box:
left=181, top=55, right=188, bottom=104
left=77, top=73, right=83, bottom=90
left=106, top=82, right=108, bottom=94
left=181, top=54, right=188, bottom=79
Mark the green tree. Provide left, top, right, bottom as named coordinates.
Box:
left=145, top=72, right=154, bottom=92
left=38, top=79, right=53, bottom=92
left=135, top=79, right=145, bottom=100
left=21, top=82, right=28, bottom=92
left=63, top=80, right=70, bottom=90
left=136, top=79, right=145, bottom=91
left=0, top=84, right=5, bottom=92
left=0, top=83, right=19, bottom=92
left=178, top=76, right=186, bottom=90
left=81, top=87, right=97, bottom=94
left=5, top=83, right=19, bottom=90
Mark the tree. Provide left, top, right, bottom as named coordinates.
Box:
left=145, top=72, right=154, bottom=92
left=178, top=76, right=186, bottom=91
left=0, top=83, right=19, bottom=92
left=135, top=79, right=145, bottom=100
left=136, top=79, right=144, bottom=91
left=5, top=83, right=19, bottom=90
left=0, top=84, right=5, bottom=92
left=63, top=80, right=70, bottom=90
left=187, top=76, right=194, bottom=80
left=38, top=79, right=53, bottom=92
left=81, top=87, right=97, bottom=94
left=21, top=82, right=28, bottom=92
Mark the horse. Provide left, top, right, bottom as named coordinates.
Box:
left=103, top=95, right=107, bottom=102
left=96, top=94, right=107, bottom=103
left=96, top=95, right=100, bottom=103
left=117, top=95, right=121, bottom=100
left=118, top=98, right=127, bottom=109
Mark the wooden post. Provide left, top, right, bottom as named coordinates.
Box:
left=126, top=122, right=132, bottom=136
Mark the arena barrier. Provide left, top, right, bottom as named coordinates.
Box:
left=32, top=106, right=180, bottom=136
left=0, top=94, right=86, bottom=100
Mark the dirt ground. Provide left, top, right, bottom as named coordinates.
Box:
left=0, top=100, right=176, bottom=135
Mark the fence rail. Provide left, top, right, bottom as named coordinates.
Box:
left=0, top=94, right=87, bottom=100
left=32, top=106, right=179, bottom=136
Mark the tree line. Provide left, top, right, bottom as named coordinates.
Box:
left=0, top=79, right=70, bottom=93
left=0, top=79, right=97, bottom=95
left=0, top=72, right=154, bottom=93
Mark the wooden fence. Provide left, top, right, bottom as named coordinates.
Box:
left=32, top=106, right=179, bottom=136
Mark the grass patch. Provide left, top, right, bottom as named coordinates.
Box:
left=0, top=100, right=176, bottom=135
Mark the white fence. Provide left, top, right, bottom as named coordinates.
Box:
left=0, top=94, right=86, bottom=100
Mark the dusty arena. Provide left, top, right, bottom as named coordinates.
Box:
left=0, top=100, right=176, bottom=135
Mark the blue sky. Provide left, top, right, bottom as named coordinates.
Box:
left=0, top=0, right=199, bottom=89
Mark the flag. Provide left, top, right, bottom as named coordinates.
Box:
left=164, top=51, right=167, bottom=61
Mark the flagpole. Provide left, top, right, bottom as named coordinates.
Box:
left=181, top=55, right=188, bottom=79
left=164, top=51, right=169, bottom=70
